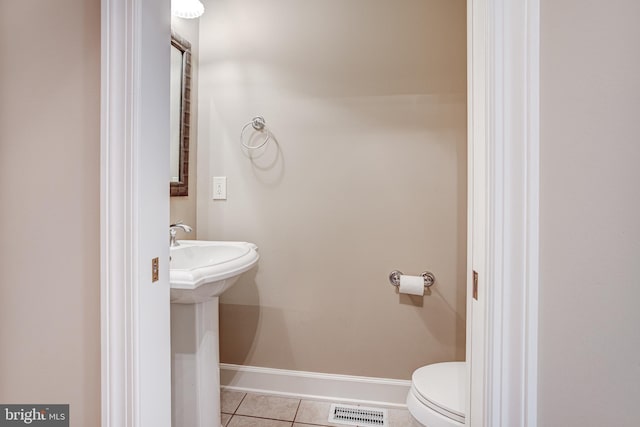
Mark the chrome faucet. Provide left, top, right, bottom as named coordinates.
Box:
left=169, top=222, right=192, bottom=247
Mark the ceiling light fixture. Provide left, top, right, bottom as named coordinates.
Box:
left=172, top=0, right=205, bottom=19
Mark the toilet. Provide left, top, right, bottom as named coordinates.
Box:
left=406, top=362, right=466, bottom=427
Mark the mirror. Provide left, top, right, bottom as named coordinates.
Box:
left=170, top=32, right=192, bottom=196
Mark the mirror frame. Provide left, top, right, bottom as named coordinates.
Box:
left=170, top=32, right=192, bottom=197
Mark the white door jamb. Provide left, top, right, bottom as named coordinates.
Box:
left=474, top=0, right=540, bottom=426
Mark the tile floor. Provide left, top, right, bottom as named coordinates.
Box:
left=220, top=390, right=421, bottom=427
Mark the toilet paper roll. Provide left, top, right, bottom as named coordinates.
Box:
left=399, top=275, right=425, bottom=296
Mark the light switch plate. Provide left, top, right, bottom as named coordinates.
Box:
left=212, top=176, right=227, bottom=200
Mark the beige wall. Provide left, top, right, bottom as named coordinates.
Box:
left=539, top=1, right=640, bottom=425
left=0, top=0, right=101, bottom=425
left=170, top=16, right=200, bottom=238
left=197, top=0, right=467, bottom=379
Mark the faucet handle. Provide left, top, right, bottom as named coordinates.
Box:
left=170, top=222, right=193, bottom=233
left=169, top=221, right=192, bottom=247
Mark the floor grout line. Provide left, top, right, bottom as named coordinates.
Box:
left=292, top=398, right=302, bottom=423
left=230, top=414, right=300, bottom=423
left=234, top=392, right=247, bottom=415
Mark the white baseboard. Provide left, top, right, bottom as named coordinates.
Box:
left=220, top=364, right=411, bottom=409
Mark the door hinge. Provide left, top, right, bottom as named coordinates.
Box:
left=473, top=270, right=478, bottom=300
left=152, top=257, right=159, bottom=282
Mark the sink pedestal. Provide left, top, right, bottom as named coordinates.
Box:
left=169, top=241, right=259, bottom=427
left=172, top=298, right=221, bottom=427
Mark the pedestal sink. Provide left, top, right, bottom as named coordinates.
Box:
left=170, top=240, right=259, bottom=427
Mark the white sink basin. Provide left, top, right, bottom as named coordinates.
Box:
left=169, top=240, right=259, bottom=303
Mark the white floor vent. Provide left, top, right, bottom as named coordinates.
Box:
left=328, top=403, right=388, bottom=427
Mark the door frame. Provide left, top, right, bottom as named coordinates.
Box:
left=100, top=0, right=137, bottom=424
left=467, top=0, right=540, bottom=426
left=100, top=0, right=540, bottom=426
left=100, top=0, right=172, bottom=425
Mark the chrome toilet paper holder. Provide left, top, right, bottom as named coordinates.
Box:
left=389, top=270, right=436, bottom=288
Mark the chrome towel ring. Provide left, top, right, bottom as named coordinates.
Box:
left=241, top=116, right=272, bottom=150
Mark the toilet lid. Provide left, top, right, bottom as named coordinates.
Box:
left=412, top=362, right=466, bottom=420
